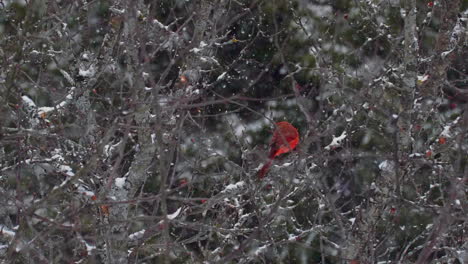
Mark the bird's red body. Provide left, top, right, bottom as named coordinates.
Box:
left=258, top=121, right=299, bottom=178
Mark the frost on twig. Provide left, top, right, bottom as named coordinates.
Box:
left=36, top=87, right=76, bottom=117
left=324, top=131, right=347, bottom=150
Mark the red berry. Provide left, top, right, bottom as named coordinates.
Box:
left=180, top=75, right=188, bottom=84
left=425, top=150, right=432, bottom=158
left=100, top=205, right=110, bottom=215
left=438, top=137, right=446, bottom=145
left=427, top=2, right=434, bottom=8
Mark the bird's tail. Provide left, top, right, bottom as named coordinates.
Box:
left=258, top=159, right=273, bottom=179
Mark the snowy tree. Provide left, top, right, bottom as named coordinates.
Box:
left=0, top=0, right=467, bottom=263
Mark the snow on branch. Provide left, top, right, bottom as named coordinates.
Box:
left=325, top=131, right=347, bottom=150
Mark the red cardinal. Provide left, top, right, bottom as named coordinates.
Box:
left=258, top=121, right=299, bottom=178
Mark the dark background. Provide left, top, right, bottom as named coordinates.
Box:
left=0, top=0, right=467, bottom=263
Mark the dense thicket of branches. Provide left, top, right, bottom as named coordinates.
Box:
left=0, top=0, right=467, bottom=263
